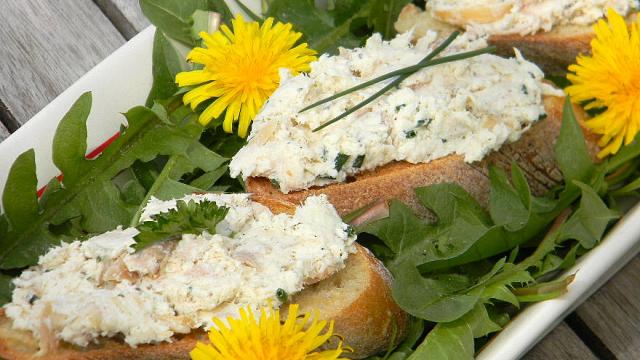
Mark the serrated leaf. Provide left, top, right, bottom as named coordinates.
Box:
left=514, top=274, right=575, bottom=302
left=559, top=181, right=618, bottom=249
left=367, top=0, right=411, bottom=39
left=511, top=163, right=531, bottom=208
left=1, top=149, right=38, bottom=234
left=391, top=261, right=479, bottom=322
left=266, top=0, right=369, bottom=53
left=554, top=97, right=595, bottom=188
left=483, top=284, right=519, bottom=307
left=52, top=92, right=93, bottom=187
left=409, top=304, right=499, bottom=360
left=140, top=0, right=209, bottom=45
left=190, top=165, right=228, bottom=190
left=146, top=30, right=190, bottom=106
left=133, top=199, right=228, bottom=250
left=0, top=96, right=206, bottom=269
left=0, top=274, right=14, bottom=306
left=359, top=200, right=431, bottom=254
left=489, top=166, right=530, bottom=231
left=155, top=179, right=202, bottom=200
left=415, top=183, right=490, bottom=226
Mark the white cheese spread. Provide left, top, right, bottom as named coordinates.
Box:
left=4, top=194, right=355, bottom=347
left=428, top=0, right=635, bottom=36
left=229, top=31, right=559, bottom=193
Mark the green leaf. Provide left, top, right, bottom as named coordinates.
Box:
left=133, top=199, right=228, bottom=250
left=0, top=274, right=14, bottom=306
left=191, top=9, right=222, bottom=41
left=1, top=149, right=38, bottom=234
left=146, top=30, right=189, bottom=106
left=559, top=182, right=618, bottom=249
left=409, top=304, right=499, bottom=360
left=52, top=92, right=92, bottom=187
left=367, top=0, right=411, bottom=39
left=605, top=133, right=640, bottom=173
left=489, top=166, right=530, bottom=231
left=266, top=0, right=369, bottom=53
left=190, top=165, right=228, bottom=190
left=554, top=97, right=595, bottom=188
left=0, top=96, right=206, bottom=269
left=514, top=274, right=575, bottom=302
left=140, top=0, right=208, bottom=45
left=391, top=262, right=479, bottom=322
left=415, top=183, right=490, bottom=226
left=359, top=200, right=431, bottom=254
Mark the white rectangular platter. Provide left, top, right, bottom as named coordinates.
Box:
left=0, top=8, right=638, bottom=360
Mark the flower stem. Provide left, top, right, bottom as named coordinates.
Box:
left=130, top=155, right=180, bottom=227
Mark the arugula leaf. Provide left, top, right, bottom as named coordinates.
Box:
left=0, top=93, right=211, bottom=269
left=139, top=0, right=232, bottom=45
left=133, top=199, right=228, bottom=250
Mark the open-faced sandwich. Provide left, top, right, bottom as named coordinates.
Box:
left=395, top=1, right=638, bottom=75
left=0, top=194, right=408, bottom=359
left=229, top=30, right=598, bottom=216
left=2, top=1, right=639, bottom=359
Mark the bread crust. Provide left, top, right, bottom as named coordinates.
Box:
left=395, top=3, right=636, bottom=75
left=246, top=96, right=598, bottom=217
left=290, top=245, right=409, bottom=359
left=0, top=199, right=407, bottom=359
left=489, top=29, right=593, bottom=76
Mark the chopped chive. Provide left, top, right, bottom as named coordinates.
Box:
left=335, top=153, right=350, bottom=171
left=270, top=179, right=280, bottom=189
left=538, top=113, right=548, bottom=121
left=353, top=154, right=365, bottom=168
left=405, top=130, right=417, bottom=138
left=276, top=288, right=288, bottom=302
left=417, top=118, right=433, bottom=127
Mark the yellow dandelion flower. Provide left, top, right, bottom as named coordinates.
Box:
left=566, top=8, right=640, bottom=158
left=190, top=304, right=348, bottom=360
left=176, top=15, right=317, bottom=137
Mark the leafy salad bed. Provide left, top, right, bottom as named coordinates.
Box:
left=1, top=0, right=640, bottom=358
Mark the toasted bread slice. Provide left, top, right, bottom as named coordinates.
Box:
left=395, top=3, right=637, bottom=75
left=246, top=96, right=598, bottom=217
left=0, top=198, right=408, bottom=359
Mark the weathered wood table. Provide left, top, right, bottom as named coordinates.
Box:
left=0, top=1, right=637, bottom=358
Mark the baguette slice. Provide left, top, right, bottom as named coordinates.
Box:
left=0, top=198, right=408, bottom=360
left=395, top=3, right=637, bottom=76
left=247, top=96, right=598, bottom=217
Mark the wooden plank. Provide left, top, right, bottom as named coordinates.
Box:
left=0, top=124, right=9, bottom=142
left=95, top=0, right=150, bottom=39
left=0, top=0, right=125, bottom=125
left=524, top=322, right=597, bottom=360
left=576, top=255, right=640, bottom=359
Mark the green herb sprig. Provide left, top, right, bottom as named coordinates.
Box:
left=133, top=199, right=229, bottom=251
left=308, top=32, right=496, bottom=132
